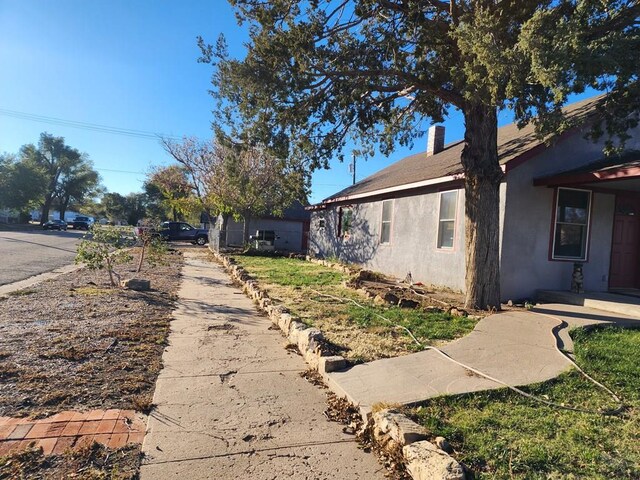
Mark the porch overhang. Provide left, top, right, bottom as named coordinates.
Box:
left=533, top=155, right=640, bottom=188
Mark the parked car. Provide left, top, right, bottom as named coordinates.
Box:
left=71, top=216, right=94, bottom=230
left=42, top=219, right=68, bottom=231
left=135, top=221, right=209, bottom=246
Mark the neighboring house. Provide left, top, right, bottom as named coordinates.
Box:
left=309, top=96, right=640, bottom=301
left=29, top=209, right=85, bottom=223
left=212, top=201, right=311, bottom=252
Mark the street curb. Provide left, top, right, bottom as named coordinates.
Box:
left=208, top=250, right=466, bottom=480
left=0, top=263, right=84, bottom=296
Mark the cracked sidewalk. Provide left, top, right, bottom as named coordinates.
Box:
left=140, top=251, right=385, bottom=479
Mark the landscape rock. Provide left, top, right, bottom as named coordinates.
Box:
left=318, top=355, right=346, bottom=373
left=278, top=313, right=294, bottom=333
left=403, top=441, right=465, bottom=480
left=372, top=409, right=428, bottom=446
left=120, top=278, right=150, bottom=291
left=434, top=436, right=453, bottom=454
left=373, top=295, right=386, bottom=306
left=398, top=298, right=420, bottom=309
left=297, top=328, right=323, bottom=353
left=287, top=321, right=306, bottom=345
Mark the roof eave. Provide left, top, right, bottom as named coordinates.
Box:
left=321, top=173, right=466, bottom=205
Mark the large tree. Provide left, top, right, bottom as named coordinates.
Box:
left=20, top=133, right=86, bottom=223
left=145, top=164, right=196, bottom=221
left=200, top=0, right=640, bottom=309
left=99, top=192, right=146, bottom=225
left=209, top=139, right=309, bottom=243
left=161, top=136, right=308, bottom=243
left=0, top=153, right=47, bottom=214
left=55, top=161, right=101, bottom=220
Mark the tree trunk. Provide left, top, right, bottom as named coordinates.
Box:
left=60, top=195, right=70, bottom=221
left=221, top=213, right=230, bottom=247
left=461, top=104, right=503, bottom=310
left=40, top=193, right=54, bottom=225
left=242, top=215, right=251, bottom=245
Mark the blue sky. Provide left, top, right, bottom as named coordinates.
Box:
left=0, top=1, right=592, bottom=205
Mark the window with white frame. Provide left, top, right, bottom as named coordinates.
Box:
left=437, top=191, right=457, bottom=249
left=380, top=200, right=393, bottom=244
left=552, top=188, right=591, bottom=260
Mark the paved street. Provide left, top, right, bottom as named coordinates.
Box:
left=0, top=229, right=84, bottom=286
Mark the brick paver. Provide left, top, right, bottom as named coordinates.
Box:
left=0, top=409, right=146, bottom=457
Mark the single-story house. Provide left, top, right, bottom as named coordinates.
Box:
left=308, top=96, right=640, bottom=301
left=211, top=201, right=311, bottom=252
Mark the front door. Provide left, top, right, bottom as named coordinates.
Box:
left=609, top=195, right=640, bottom=289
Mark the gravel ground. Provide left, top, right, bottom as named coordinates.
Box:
left=0, top=248, right=183, bottom=418
left=0, top=247, right=183, bottom=479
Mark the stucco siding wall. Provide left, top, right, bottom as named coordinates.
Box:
left=500, top=126, right=619, bottom=300
left=310, top=190, right=467, bottom=291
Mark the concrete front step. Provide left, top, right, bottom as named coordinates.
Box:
left=536, top=290, right=640, bottom=318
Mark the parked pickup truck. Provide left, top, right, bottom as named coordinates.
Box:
left=71, top=216, right=94, bottom=230
left=136, top=221, right=209, bottom=246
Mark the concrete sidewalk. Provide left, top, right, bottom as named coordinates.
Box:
left=326, top=303, right=640, bottom=413
left=140, top=252, right=385, bottom=479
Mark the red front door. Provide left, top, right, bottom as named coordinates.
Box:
left=609, top=196, right=640, bottom=289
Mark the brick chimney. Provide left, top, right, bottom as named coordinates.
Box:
left=427, top=125, right=445, bottom=156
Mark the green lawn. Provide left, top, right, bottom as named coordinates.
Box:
left=228, top=254, right=478, bottom=361
left=407, top=327, right=640, bottom=479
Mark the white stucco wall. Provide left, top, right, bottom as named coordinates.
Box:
left=310, top=189, right=468, bottom=291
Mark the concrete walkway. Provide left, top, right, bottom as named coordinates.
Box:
left=141, top=252, right=385, bottom=479
left=326, top=303, right=640, bottom=412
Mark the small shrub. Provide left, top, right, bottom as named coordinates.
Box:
left=75, top=225, right=132, bottom=287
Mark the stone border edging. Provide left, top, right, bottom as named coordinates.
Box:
left=209, top=250, right=466, bottom=480
left=210, top=251, right=347, bottom=375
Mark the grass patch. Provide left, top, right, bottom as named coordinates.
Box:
left=407, top=327, right=640, bottom=479
left=231, top=255, right=344, bottom=286
left=230, top=254, right=478, bottom=360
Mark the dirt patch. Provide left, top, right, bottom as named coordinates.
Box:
left=349, top=270, right=475, bottom=315
left=0, top=248, right=183, bottom=419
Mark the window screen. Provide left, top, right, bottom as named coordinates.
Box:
left=380, top=200, right=393, bottom=244
left=437, top=191, right=457, bottom=249
left=553, top=188, right=591, bottom=260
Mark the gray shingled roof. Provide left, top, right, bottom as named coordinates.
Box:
left=322, top=96, right=601, bottom=202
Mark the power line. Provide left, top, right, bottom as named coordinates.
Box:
left=0, top=108, right=182, bottom=141
left=95, top=167, right=146, bottom=175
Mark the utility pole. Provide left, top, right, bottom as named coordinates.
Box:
left=349, top=152, right=356, bottom=185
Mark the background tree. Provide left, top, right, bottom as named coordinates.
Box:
left=99, top=192, right=147, bottom=225
left=145, top=164, right=195, bottom=221
left=124, top=193, right=147, bottom=226
left=20, top=133, right=85, bottom=223
left=208, top=139, right=309, bottom=243
left=0, top=153, right=47, bottom=214
left=201, top=0, right=640, bottom=309
left=160, top=136, right=309, bottom=243
left=55, top=161, right=101, bottom=220
left=142, top=179, right=171, bottom=221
